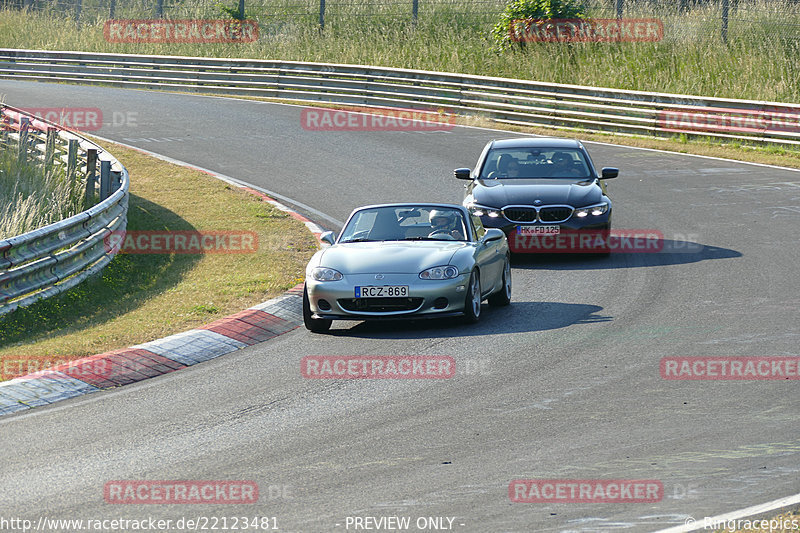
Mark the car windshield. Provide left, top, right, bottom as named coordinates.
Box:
left=479, top=147, right=592, bottom=179
left=339, top=206, right=468, bottom=243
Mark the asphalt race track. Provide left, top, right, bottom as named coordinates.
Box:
left=1, top=80, right=799, bottom=532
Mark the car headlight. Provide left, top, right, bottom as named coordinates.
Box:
left=311, top=267, right=343, bottom=281
left=467, top=203, right=502, bottom=218
left=419, top=265, right=460, bottom=280
left=574, top=202, right=609, bottom=218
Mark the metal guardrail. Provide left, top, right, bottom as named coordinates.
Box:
left=0, top=103, right=128, bottom=316
left=0, top=48, right=798, bottom=147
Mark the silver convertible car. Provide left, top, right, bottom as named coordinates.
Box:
left=303, top=203, right=512, bottom=332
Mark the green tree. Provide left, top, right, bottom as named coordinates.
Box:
left=491, top=0, right=586, bottom=50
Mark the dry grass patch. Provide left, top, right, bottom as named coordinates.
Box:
left=0, top=142, right=317, bottom=366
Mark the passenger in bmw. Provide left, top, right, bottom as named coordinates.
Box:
left=488, top=153, right=515, bottom=179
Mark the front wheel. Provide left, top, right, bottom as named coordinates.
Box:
left=462, top=270, right=482, bottom=324
left=303, top=286, right=331, bottom=333
left=488, top=256, right=511, bottom=306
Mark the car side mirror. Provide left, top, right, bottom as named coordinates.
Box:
left=482, top=228, right=505, bottom=243
left=600, top=167, right=619, bottom=179
left=320, top=231, right=336, bottom=245
left=454, top=168, right=472, bottom=180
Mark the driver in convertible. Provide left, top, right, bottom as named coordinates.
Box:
left=428, top=209, right=465, bottom=240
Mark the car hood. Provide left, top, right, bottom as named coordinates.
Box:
left=472, top=178, right=601, bottom=207
left=318, top=241, right=466, bottom=274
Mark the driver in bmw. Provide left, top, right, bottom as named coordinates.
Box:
left=550, top=151, right=582, bottom=177
left=428, top=209, right=465, bottom=240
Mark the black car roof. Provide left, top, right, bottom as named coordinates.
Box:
left=489, top=137, right=583, bottom=149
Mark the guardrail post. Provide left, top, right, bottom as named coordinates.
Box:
left=156, top=0, right=163, bottom=18
left=1, top=112, right=10, bottom=149
left=67, top=139, right=78, bottom=183
left=18, top=117, right=29, bottom=164
left=319, top=0, right=325, bottom=32
left=238, top=0, right=245, bottom=19
left=45, top=127, right=56, bottom=175
left=412, top=0, right=418, bottom=25
left=0, top=104, right=129, bottom=318
left=721, top=0, right=729, bottom=43
left=100, top=160, right=111, bottom=201
left=85, top=148, right=97, bottom=208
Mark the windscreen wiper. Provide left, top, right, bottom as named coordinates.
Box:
left=340, top=237, right=375, bottom=243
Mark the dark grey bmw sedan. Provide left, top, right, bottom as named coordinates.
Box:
left=454, top=137, right=619, bottom=253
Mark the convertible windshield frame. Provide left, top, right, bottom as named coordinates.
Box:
left=338, top=205, right=470, bottom=244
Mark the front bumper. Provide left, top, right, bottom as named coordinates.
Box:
left=478, top=213, right=611, bottom=233
left=306, top=273, right=470, bottom=320
left=477, top=213, right=611, bottom=254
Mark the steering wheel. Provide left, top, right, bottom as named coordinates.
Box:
left=428, top=229, right=456, bottom=240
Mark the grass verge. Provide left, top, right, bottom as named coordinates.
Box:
left=0, top=141, right=318, bottom=371
left=0, top=3, right=798, bottom=103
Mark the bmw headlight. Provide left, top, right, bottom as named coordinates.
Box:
left=311, top=267, right=343, bottom=281
left=419, top=265, right=460, bottom=280
left=574, top=202, right=609, bottom=218
left=467, top=203, right=502, bottom=218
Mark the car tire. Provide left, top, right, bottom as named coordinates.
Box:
left=488, top=255, right=512, bottom=307
left=462, top=270, right=482, bottom=324
left=303, top=286, right=332, bottom=333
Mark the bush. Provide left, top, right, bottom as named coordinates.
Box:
left=491, top=0, right=586, bottom=50
left=215, top=2, right=252, bottom=21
